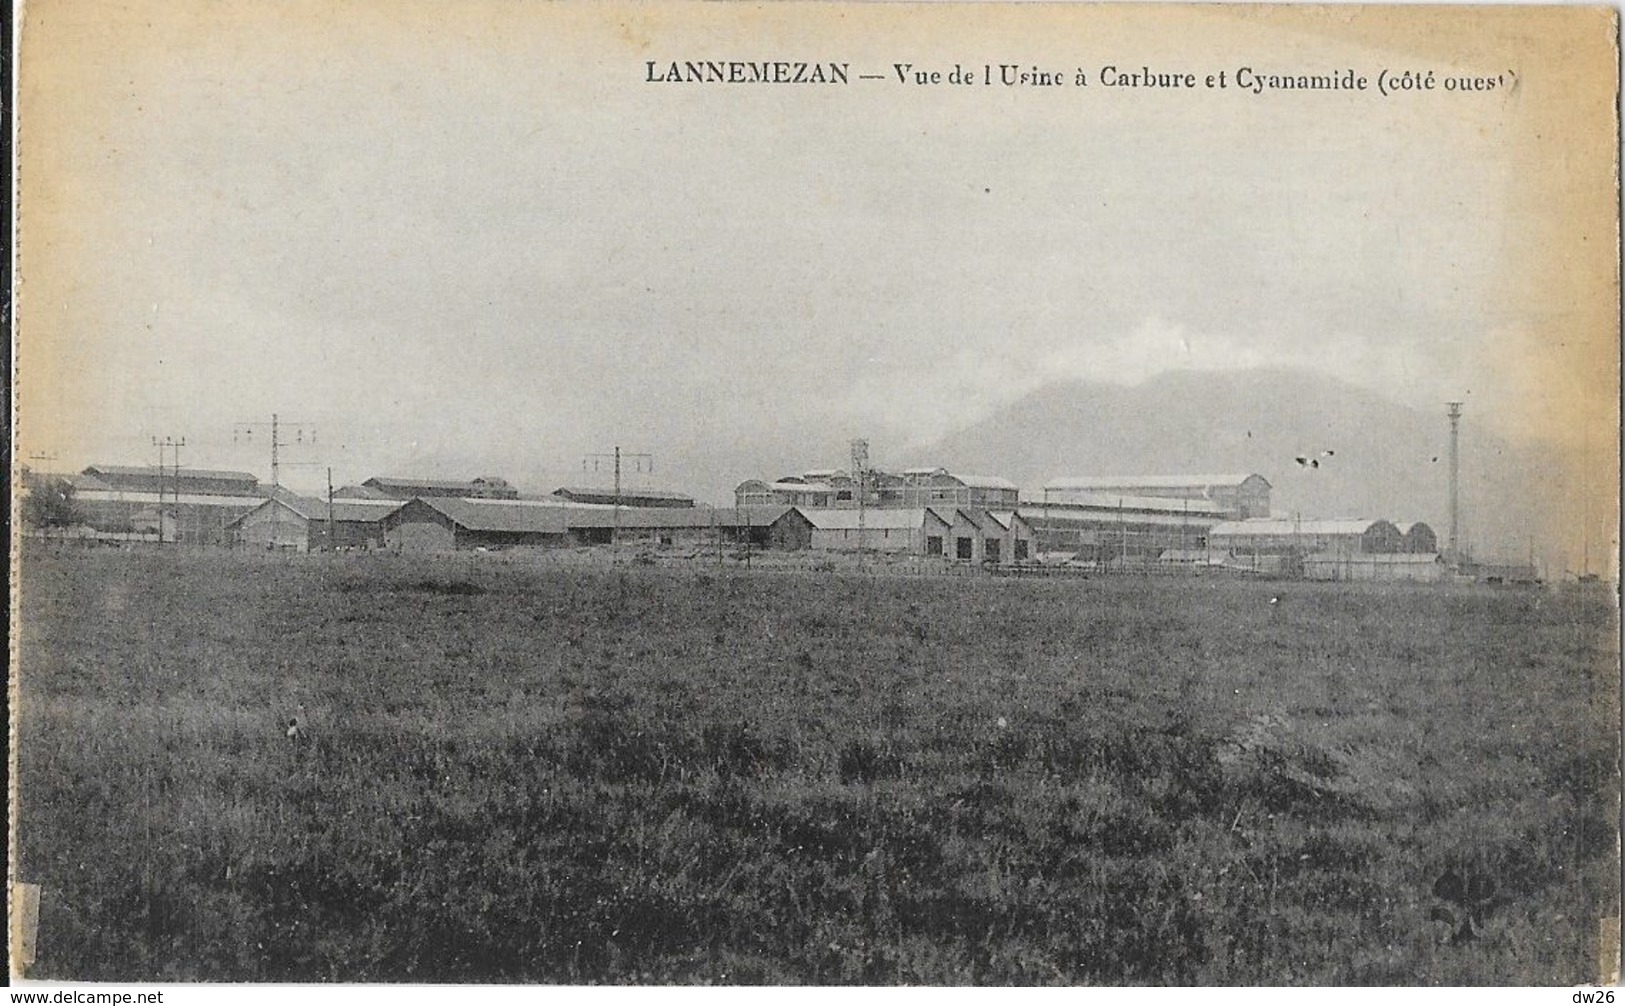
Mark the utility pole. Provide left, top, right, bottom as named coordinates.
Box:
left=151, top=436, right=185, bottom=544
left=851, top=439, right=869, bottom=571
left=233, top=413, right=316, bottom=488
left=582, top=447, right=653, bottom=549
left=327, top=467, right=337, bottom=552
left=1446, top=402, right=1462, bottom=567
left=1118, top=497, right=1126, bottom=573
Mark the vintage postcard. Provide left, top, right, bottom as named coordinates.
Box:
left=10, top=0, right=1620, bottom=990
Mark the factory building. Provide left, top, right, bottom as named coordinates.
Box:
left=563, top=505, right=809, bottom=548
left=66, top=466, right=282, bottom=546
left=1207, top=518, right=1405, bottom=557
left=982, top=510, right=1038, bottom=564
left=735, top=467, right=1019, bottom=509
left=361, top=475, right=519, bottom=500
left=798, top=506, right=1033, bottom=563
left=228, top=496, right=404, bottom=551
left=892, top=469, right=1021, bottom=507
left=802, top=508, right=948, bottom=555
left=79, top=464, right=263, bottom=497
left=1019, top=493, right=1222, bottom=567
left=1206, top=518, right=1430, bottom=577
left=735, top=478, right=838, bottom=508
left=1042, top=474, right=1272, bottom=519
left=382, top=498, right=569, bottom=551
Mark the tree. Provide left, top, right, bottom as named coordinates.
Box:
left=22, top=475, right=83, bottom=532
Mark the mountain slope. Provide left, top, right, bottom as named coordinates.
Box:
left=923, top=369, right=1585, bottom=567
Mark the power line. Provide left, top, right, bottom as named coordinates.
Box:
left=582, top=447, right=653, bottom=548
left=151, top=436, right=186, bottom=544
left=232, top=413, right=316, bottom=488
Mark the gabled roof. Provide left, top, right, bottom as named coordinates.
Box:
left=926, top=506, right=974, bottom=528
left=84, top=464, right=259, bottom=483
left=957, top=509, right=996, bottom=532
left=551, top=486, right=695, bottom=503
left=987, top=510, right=1034, bottom=532
left=282, top=496, right=404, bottom=522
left=405, top=497, right=570, bottom=534
left=64, top=472, right=115, bottom=492
left=564, top=505, right=793, bottom=530
left=71, top=488, right=270, bottom=507
left=365, top=475, right=509, bottom=492
left=800, top=508, right=938, bottom=531
left=333, top=483, right=395, bottom=500
left=227, top=496, right=405, bottom=527
left=1045, top=474, right=1269, bottom=492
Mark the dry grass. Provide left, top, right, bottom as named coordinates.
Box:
left=13, top=545, right=1619, bottom=983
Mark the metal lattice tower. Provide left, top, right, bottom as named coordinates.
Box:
left=1446, top=402, right=1463, bottom=563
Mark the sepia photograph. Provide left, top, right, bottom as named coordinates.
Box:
left=9, top=0, right=1621, bottom=989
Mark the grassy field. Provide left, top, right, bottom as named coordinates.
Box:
left=13, top=545, right=1619, bottom=984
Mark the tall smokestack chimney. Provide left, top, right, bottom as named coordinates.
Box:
left=1446, top=401, right=1463, bottom=563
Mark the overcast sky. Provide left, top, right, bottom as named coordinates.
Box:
left=17, top=3, right=1617, bottom=511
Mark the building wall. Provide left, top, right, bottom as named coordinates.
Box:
left=1027, top=513, right=1213, bottom=561
left=86, top=470, right=261, bottom=496
left=767, top=513, right=814, bottom=550
left=810, top=526, right=921, bottom=553
left=460, top=529, right=568, bottom=550
left=996, top=516, right=1036, bottom=562
left=1234, top=476, right=1273, bottom=519
left=386, top=519, right=457, bottom=553
left=930, top=509, right=984, bottom=563
left=235, top=506, right=310, bottom=551
left=76, top=496, right=259, bottom=545
left=309, top=520, right=387, bottom=551
left=155, top=501, right=258, bottom=546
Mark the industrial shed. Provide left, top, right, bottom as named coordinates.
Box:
left=983, top=510, right=1038, bottom=563
left=1208, top=518, right=1405, bottom=557
left=802, top=508, right=952, bottom=556
left=67, top=467, right=287, bottom=546
left=798, top=506, right=1025, bottom=563
left=382, top=498, right=569, bottom=551
left=80, top=465, right=262, bottom=496
left=736, top=479, right=840, bottom=508
left=1043, top=474, right=1272, bottom=519
left=551, top=487, right=695, bottom=508
left=362, top=475, right=519, bottom=500
left=562, top=505, right=809, bottom=548
left=228, top=496, right=403, bottom=551
left=736, top=466, right=1021, bottom=509
left=1019, top=493, right=1221, bottom=563
left=892, top=470, right=1021, bottom=507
